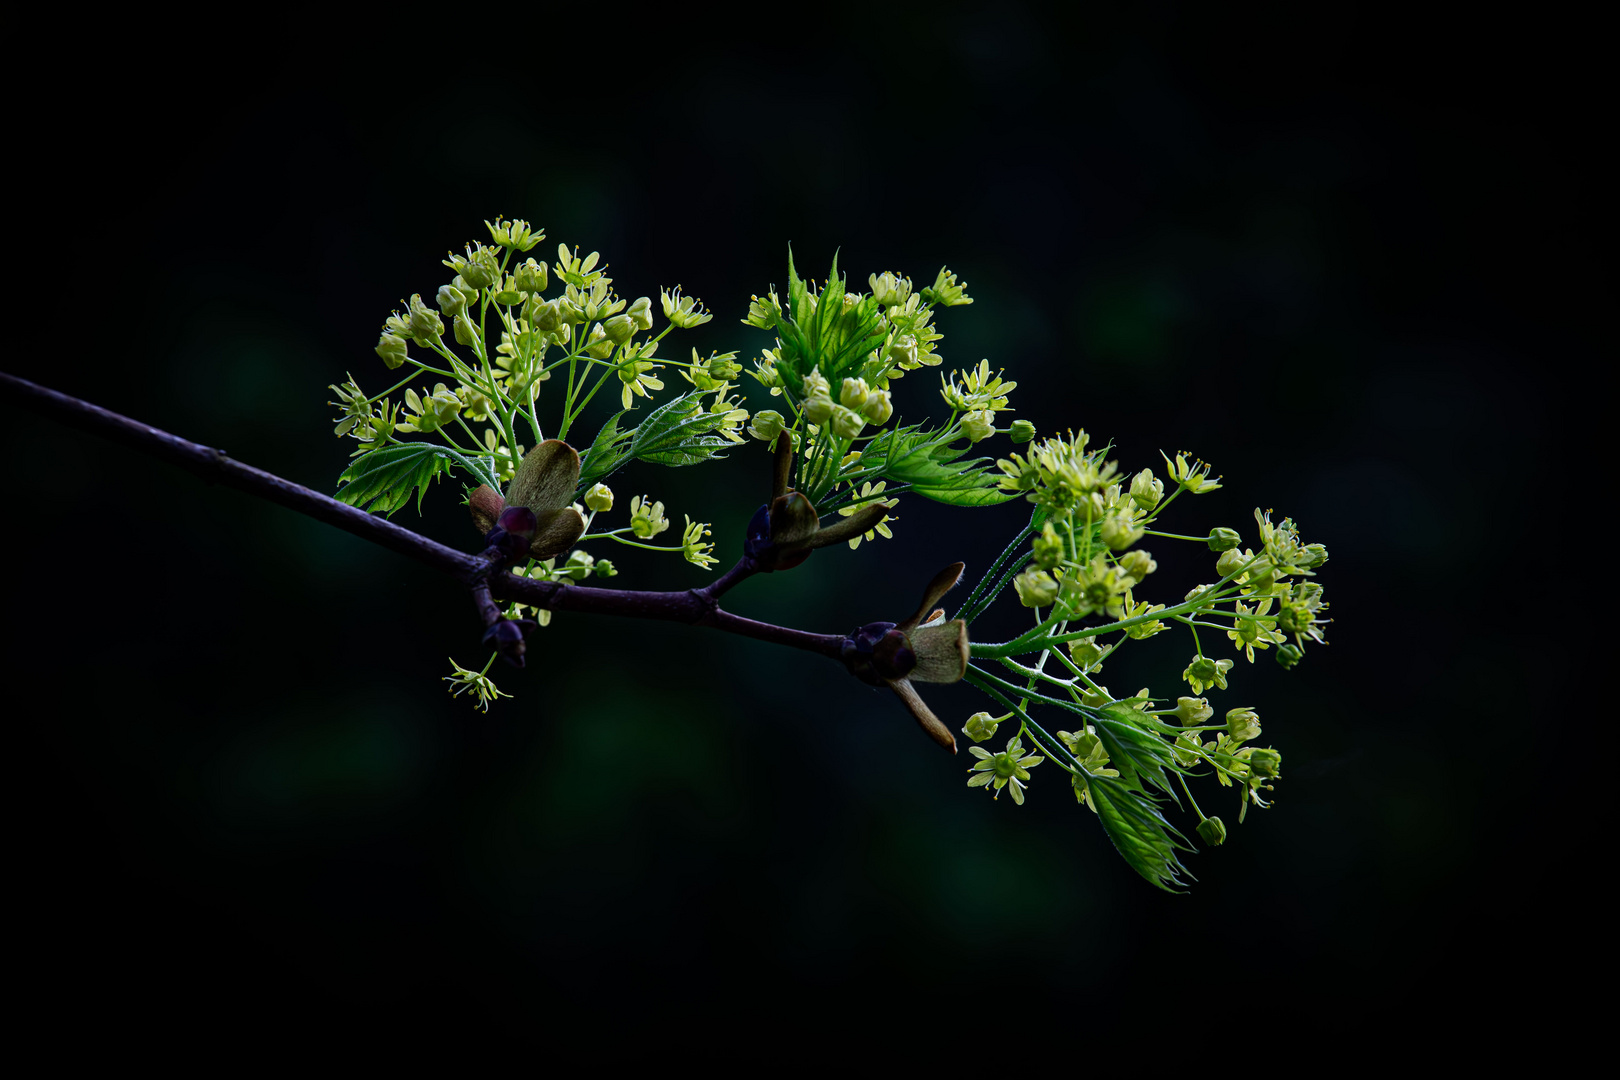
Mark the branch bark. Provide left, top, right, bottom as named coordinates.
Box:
left=3, top=371, right=846, bottom=663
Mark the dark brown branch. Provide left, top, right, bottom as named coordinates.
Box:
left=4, top=370, right=849, bottom=663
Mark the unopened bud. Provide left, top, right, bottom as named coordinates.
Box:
left=840, top=377, right=870, bottom=410
left=584, top=483, right=614, bottom=512
left=1009, top=419, right=1036, bottom=444
left=830, top=405, right=866, bottom=439
left=627, top=295, right=654, bottom=331
left=862, top=389, right=893, bottom=425
left=1172, top=696, right=1212, bottom=726
left=961, top=410, right=995, bottom=443
left=1247, top=747, right=1282, bottom=778
left=804, top=393, right=834, bottom=425
left=1208, top=527, right=1242, bottom=552
left=454, top=313, right=477, bottom=347
left=963, top=711, right=1002, bottom=743
left=603, top=314, right=635, bottom=344
left=1225, top=708, right=1261, bottom=743
left=513, top=258, right=548, bottom=294
left=1197, top=816, right=1227, bottom=846
left=1129, top=469, right=1164, bottom=510
left=593, top=558, right=618, bottom=577
left=375, top=333, right=409, bottom=369
left=436, top=284, right=469, bottom=318
left=407, top=294, right=443, bottom=345
left=1275, top=643, right=1304, bottom=669
left=748, top=409, right=785, bottom=441
left=1119, top=549, right=1157, bottom=582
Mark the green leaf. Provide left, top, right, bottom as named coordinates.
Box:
left=1087, top=773, right=1193, bottom=892
left=576, top=410, right=634, bottom=491
left=335, top=442, right=461, bottom=516
left=627, top=390, right=733, bottom=467
left=1091, top=703, right=1182, bottom=797
left=869, top=426, right=1016, bottom=507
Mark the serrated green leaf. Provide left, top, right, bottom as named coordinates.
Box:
left=1092, top=704, right=1182, bottom=797
left=626, top=390, right=733, bottom=467
left=335, top=442, right=459, bottom=516
left=1088, top=773, right=1193, bottom=892
left=576, top=410, right=634, bottom=492
left=869, top=427, right=1016, bottom=507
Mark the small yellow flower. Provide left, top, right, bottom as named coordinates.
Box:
left=837, top=482, right=896, bottom=549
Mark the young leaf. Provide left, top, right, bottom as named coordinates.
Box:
left=1087, top=773, right=1193, bottom=892
left=336, top=442, right=459, bottom=516
left=870, top=427, right=1015, bottom=507
left=1090, top=702, right=1182, bottom=796
left=576, top=410, right=634, bottom=492
left=627, top=390, right=733, bottom=467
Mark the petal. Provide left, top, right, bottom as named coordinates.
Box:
left=896, top=562, right=966, bottom=633
left=507, top=440, right=581, bottom=512
left=468, top=484, right=506, bottom=534
left=888, top=678, right=957, bottom=753
left=907, top=620, right=969, bottom=684
left=528, top=506, right=587, bottom=560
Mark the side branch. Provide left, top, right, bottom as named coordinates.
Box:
left=5, top=371, right=846, bottom=662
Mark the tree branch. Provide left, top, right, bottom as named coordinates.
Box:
left=3, top=371, right=846, bottom=663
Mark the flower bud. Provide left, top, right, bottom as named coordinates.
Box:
left=436, top=283, right=469, bottom=318
left=1014, top=567, right=1059, bottom=607
left=603, top=314, right=636, bottom=344
left=961, top=410, right=995, bottom=443
left=454, top=313, right=477, bottom=347
left=1100, top=512, right=1145, bottom=551
left=1032, top=523, right=1064, bottom=570
left=887, top=335, right=919, bottom=367
left=1129, top=469, right=1164, bottom=510
left=830, top=405, right=866, bottom=439
left=861, top=389, right=893, bottom=425
left=1299, top=543, right=1330, bottom=568
left=562, top=550, right=596, bottom=580
left=1197, top=816, right=1227, bottom=846
left=804, top=393, right=834, bottom=425
left=1009, top=419, right=1036, bottom=444
left=586, top=323, right=615, bottom=360
left=593, top=558, right=618, bottom=578
left=1118, top=549, right=1157, bottom=582
left=407, top=293, right=444, bottom=345
left=1225, top=708, right=1261, bottom=743
left=625, top=295, right=653, bottom=331
left=1168, top=699, right=1208, bottom=728
left=532, top=299, right=564, bottom=333
left=584, top=483, right=614, bottom=512
left=1247, top=747, right=1282, bottom=778
left=840, top=377, right=870, bottom=410
left=375, top=332, right=409, bottom=369
left=514, top=258, right=548, bottom=294
left=1216, top=548, right=1252, bottom=579
left=1275, top=643, right=1303, bottom=669
left=963, top=711, right=1002, bottom=743
left=1068, top=638, right=1106, bottom=672
left=748, top=409, right=785, bottom=441
left=1207, top=527, right=1242, bottom=552
left=708, top=356, right=743, bottom=381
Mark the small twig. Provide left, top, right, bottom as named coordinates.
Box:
left=3, top=370, right=847, bottom=664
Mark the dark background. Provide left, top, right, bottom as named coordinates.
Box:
left=6, top=6, right=1597, bottom=1037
